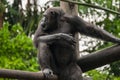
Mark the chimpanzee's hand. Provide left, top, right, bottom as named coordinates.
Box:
left=42, top=68, right=53, bottom=78
left=62, top=14, right=82, bottom=26
left=57, top=33, right=76, bottom=46
left=61, top=14, right=74, bottom=23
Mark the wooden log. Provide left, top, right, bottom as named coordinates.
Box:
left=0, top=69, right=57, bottom=80
left=78, top=44, right=120, bottom=72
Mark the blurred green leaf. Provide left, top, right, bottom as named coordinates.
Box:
left=0, top=22, right=38, bottom=71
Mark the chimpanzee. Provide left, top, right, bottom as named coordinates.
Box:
left=33, top=7, right=120, bottom=80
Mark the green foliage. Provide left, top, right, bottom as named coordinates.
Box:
left=110, top=61, right=120, bottom=76
left=0, top=22, right=39, bottom=71
left=4, top=0, right=42, bottom=35
left=86, top=70, right=108, bottom=80
left=0, top=2, right=5, bottom=13
left=52, top=1, right=60, bottom=7
left=86, top=70, right=120, bottom=80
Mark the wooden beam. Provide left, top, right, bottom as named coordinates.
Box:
left=78, top=44, right=120, bottom=72
left=0, top=69, right=57, bottom=80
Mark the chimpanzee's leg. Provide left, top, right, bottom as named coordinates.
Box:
left=38, top=42, right=57, bottom=77
left=59, top=63, right=83, bottom=80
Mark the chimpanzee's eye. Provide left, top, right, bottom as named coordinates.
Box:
left=50, top=11, right=55, bottom=16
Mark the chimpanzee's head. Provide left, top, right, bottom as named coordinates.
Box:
left=41, top=7, right=65, bottom=31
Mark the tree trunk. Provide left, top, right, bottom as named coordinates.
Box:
left=0, top=2, right=5, bottom=29
left=0, top=13, right=3, bottom=29
left=60, top=0, right=80, bottom=59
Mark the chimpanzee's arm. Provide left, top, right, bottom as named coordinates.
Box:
left=37, top=33, right=75, bottom=46
left=64, top=15, right=120, bottom=44
left=33, top=22, right=47, bottom=48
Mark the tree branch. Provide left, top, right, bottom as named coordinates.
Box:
left=78, top=44, right=120, bottom=72
left=0, top=69, right=57, bottom=80
left=60, top=0, right=120, bottom=15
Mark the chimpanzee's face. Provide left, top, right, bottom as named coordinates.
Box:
left=41, top=10, right=58, bottom=31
